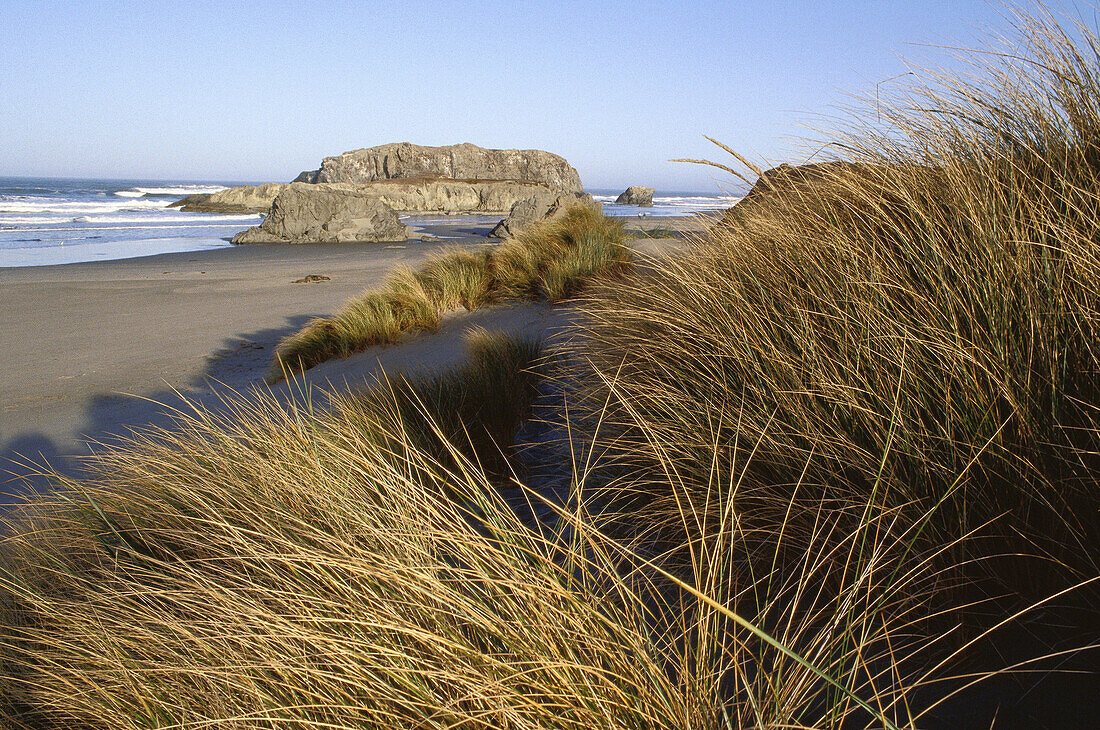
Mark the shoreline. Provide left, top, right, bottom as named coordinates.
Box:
left=0, top=219, right=491, bottom=499
left=0, top=215, right=691, bottom=504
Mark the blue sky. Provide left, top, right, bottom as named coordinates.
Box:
left=0, top=1, right=1091, bottom=191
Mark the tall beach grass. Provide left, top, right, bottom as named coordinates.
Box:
left=1, top=8, right=1098, bottom=729
left=576, top=11, right=1100, bottom=590
left=1, top=334, right=997, bottom=730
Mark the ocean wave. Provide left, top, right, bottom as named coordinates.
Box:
left=655, top=195, right=741, bottom=205
left=0, top=217, right=67, bottom=225
left=72, top=214, right=260, bottom=225
left=113, top=185, right=228, bottom=198
left=593, top=194, right=741, bottom=207
left=4, top=219, right=260, bottom=232
left=0, top=198, right=169, bottom=215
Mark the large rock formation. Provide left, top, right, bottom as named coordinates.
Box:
left=231, top=183, right=409, bottom=244
left=360, top=178, right=557, bottom=213
left=169, top=183, right=285, bottom=214
left=488, top=190, right=599, bottom=239
left=295, top=142, right=584, bottom=193
left=614, top=186, right=655, bottom=206
left=176, top=179, right=561, bottom=217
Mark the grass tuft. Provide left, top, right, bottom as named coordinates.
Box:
left=342, top=328, right=547, bottom=474
left=269, top=205, right=629, bottom=381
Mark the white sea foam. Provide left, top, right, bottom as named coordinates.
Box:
left=0, top=216, right=67, bottom=225
left=113, top=185, right=228, bottom=198
left=4, top=221, right=258, bottom=233
left=71, top=215, right=260, bottom=225
left=593, top=194, right=741, bottom=207
left=0, top=198, right=169, bottom=215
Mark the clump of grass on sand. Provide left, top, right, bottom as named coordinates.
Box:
left=343, top=328, right=546, bottom=475
left=270, top=205, right=628, bottom=380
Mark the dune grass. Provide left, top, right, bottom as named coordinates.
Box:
left=576, top=11, right=1100, bottom=591
left=2, top=334, right=996, bottom=730
left=341, top=328, right=547, bottom=475
left=1, top=9, right=1098, bottom=730
left=270, top=205, right=629, bottom=381
left=563, top=20, right=1100, bottom=722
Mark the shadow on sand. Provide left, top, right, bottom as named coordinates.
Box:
left=0, top=313, right=319, bottom=509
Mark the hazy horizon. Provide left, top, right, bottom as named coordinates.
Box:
left=1, top=1, right=1090, bottom=190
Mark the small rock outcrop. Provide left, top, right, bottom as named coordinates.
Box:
left=614, top=186, right=655, bottom=206
left=488, top=191, right=599, bottom=239
left=169, top=183, right=285, bottom=213
left=296, top=142, right=584, bottom=193
left=231, top=183, right=409, bottom=244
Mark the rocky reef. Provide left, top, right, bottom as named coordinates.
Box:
left=170, top=183, right=285, bottom=214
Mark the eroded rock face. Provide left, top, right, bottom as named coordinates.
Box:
left=614, top=186, right=655, bottom=206
left=362, top=178, right=555, bottom=213
left=488, top=191, right=599, bottom=239
left=170, top=183, right=286, bottom=213
left=230, top=183, right=409, bottom=244
left=298, top=142, right=584, bottom=192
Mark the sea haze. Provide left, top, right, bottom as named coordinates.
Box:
left=0, top=177, right=261, bottom=267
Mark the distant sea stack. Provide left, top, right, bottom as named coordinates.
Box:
left=615, top=186, right=655, bottom=206
left=293, top=142, right=584, bottom=193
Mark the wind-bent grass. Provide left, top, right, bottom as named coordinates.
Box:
left=0, top=342, right=1004, bottom=730
left=271, top=205, right=629, bottom=381
left=342, top=328, right=547, bottom=475
left=576, top=12, right=1100, bottom=595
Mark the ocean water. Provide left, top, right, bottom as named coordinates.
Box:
left=591, top=188, right=742, bottom=217
left=0, top=177, right=262, bottom=267
left=0, top=178, right=741, bottom=267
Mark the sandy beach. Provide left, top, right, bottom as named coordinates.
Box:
left=0, top=214, right=695, bottom=504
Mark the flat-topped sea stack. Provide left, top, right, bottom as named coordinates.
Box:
left=183, top=142, right=592, bottom=244
left=357, top=178, right=565, bottom=213
left=293, top=142, right=584, bottom=193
